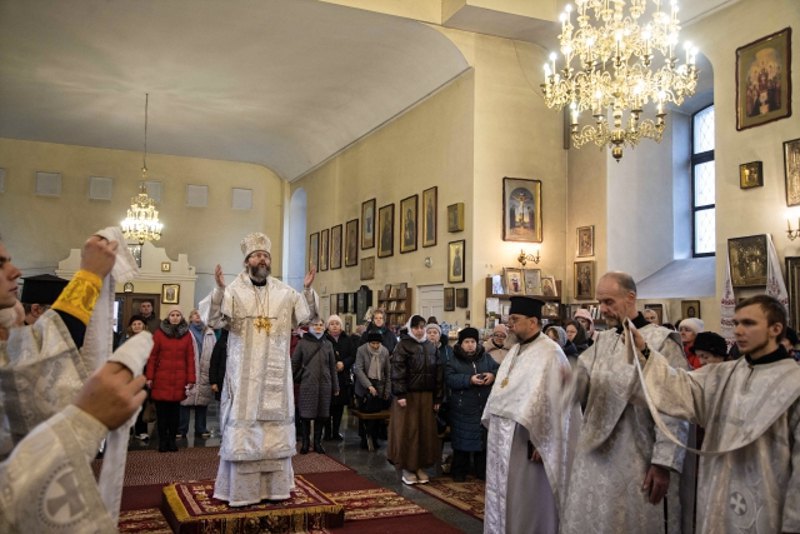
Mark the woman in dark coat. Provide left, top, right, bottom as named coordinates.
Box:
left=324, top=314, right=356, bottom=441
left=291, top=317, right=339, bottom=454
left=387, top=315, right=443, bottom=485
left=208, top=328, right=228, bottom=401
left=445, top=327, right=498, bottom=481
left=145, top=307, right=196, bottom=452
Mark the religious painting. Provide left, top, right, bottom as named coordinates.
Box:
left=443, top=287, right=455, bottom=311
left=503, top=177, right=543, bottom=242
left=422, top=186, right=437, bottom=247
left=161, top=283, right=180, bottom=305
left=576, top=225, right=594, bottom=257
left=736, top=27, right=792, bottom=131
left=456, top=288, right=468, bottom=308
left=540, top=275, right=558, bottom=298
left=542, top=302, right=560, bottom=319
left=400, top=194, right=418, bottom=254
left=503, top=267, right=524, bottom=296
left=644, top=304, right=664, bottom=325
left=447, top=202, right=465, bottom=233
left=377, top=204, right=394, bottom=258
left=785, top=138, right=800, bottom=206
left=739, top=161, right=763, bottom=189
left=361, top=198, right=376, bottom=249
left=523, top=268, right=542, bottom=295
left=330, top=225, right=342, bottom=270
left=345, top=218, right=359, bottom=267
left=574, top=261, right=595, bottom=301
left=785, top=256, right=800, bottom=330
left=448, top=240, right=465, bottom=283
left=319, top=228, right=329, bottom=271
left=360, top=256, right=375, bottom=280
left=308, top=232, right=319, bottom=271
left=681, top=300, right=701, bottom=319
left=727, top=234, right=768, bottom=288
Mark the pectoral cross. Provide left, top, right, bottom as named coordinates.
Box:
left=254, top=316, right=272, bottom=334
left=500, top=377, right=509, bottom=388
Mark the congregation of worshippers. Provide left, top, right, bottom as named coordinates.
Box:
left=1, top=230, right=797, bottom=533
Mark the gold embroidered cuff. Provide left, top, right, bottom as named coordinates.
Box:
left=51, top=270, right=103, bottom=325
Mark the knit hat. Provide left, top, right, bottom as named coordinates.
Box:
left=166, top=305, right=184, bottom=317
left=680, top=317, right=704, bottom=334
left=425, top=323, right=442, bottom=335
left=693, top=332, right=727, bottom=357
left=326, top=314, right=343, bottom=328
left=128, top=314, right=147, bottom=326
left=240, top=232, right=271, bottom=259
left=458, top=327, right=480, bottom=344
left=574, top=308, right=595, bottom=335
left=492, top=324, right=508, bottom=336
left=366, top=331, right=383, bottom=343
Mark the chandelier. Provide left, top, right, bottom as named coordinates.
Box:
left=121, top=93, right=163, bottom=244
left=542, top=0, right=699, bottom=161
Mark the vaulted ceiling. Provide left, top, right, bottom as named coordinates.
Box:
left=0, top=0, right=734, bottom=181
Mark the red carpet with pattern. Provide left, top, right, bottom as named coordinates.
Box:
left=413, top=475, right=485, bottom=520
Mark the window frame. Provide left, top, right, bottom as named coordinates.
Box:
left=691, top=104, right=715, bottom=258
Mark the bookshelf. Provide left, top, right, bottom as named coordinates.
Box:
left=377, top=283, right=413, bottom=327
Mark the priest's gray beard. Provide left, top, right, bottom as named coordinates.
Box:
left=249, top=263, right=270, bottom=283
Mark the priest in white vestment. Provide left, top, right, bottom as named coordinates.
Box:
left=562, top=272, right=690, bottom=534
left=208, top=232, right=318, bottom=506
left=631, top=294, right=800, bottom=533
left=482, top=296, right=581, bottom=533
left=0, top=234, right=150, bottom=532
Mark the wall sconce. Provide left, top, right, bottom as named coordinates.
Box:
left=517, top=247, right=540, bottom=267
left=788, top=218, right=800, bottom=241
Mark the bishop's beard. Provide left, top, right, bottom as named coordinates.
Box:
left=249, top=263, right=270, bottom=283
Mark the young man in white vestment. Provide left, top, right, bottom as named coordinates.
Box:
left=208, top=232, right=318, bottom=506
left=630, top=294, right=800, bottom=533
left=561, top=272, right=690, bottom=534
left=482, top=296, right=581, bottom=533
left=0, top=233, right=151, bottom=532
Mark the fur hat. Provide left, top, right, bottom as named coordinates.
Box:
left=366, top=331, right=383, bottom=343
left=680, top=317, right=704, bottom=334
left=240, top=232, right=271, bottom=259
left=693, top=331, right=727, bottom=357
left=458, top=327, right=480, bottom=344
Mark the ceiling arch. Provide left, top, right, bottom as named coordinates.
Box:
left=0, top=0, right=469, bottom=181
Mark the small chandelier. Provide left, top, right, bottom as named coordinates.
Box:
left=542, top=0, right=699, bottom=161
left=121, top=93, right=163, bottom=244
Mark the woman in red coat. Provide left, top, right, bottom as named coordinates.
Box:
left=146, top=306, right=196, bottom=452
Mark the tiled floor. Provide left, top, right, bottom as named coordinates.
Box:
left=128, top=404, right=484, bottom=533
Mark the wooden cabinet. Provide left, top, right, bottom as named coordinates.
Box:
left=377, top=283, right=413, bottom=328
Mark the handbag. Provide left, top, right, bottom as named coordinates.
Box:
left=357, top=393, right=389, bottom=413
left=141, top=399, right=157, bottom=423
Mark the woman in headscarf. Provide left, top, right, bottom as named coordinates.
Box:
left=146, top=306, right=196, bottom=452
left=387, top=315, right=443, bottom=485
left=352, top=330, right=391, bottom=450
left=178, top=309, right=216, bottom=439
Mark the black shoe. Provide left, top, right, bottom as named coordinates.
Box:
left=169, top=443, right=178, bottom=452
left=314, top=442, right=326, bottom=454
left=158, top=443, right=168, bottom=453
left=330, top=433, right=344, bottom=442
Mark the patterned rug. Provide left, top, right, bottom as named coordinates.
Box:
left=161, top=475, right=344, bottom=533
left=327, top=487, right=428, bottom=521
left=118, top=508, right=172, bottom=533
left=413, top=476, right=485, bottom=520
left=97, top=447, right=351, bottom=487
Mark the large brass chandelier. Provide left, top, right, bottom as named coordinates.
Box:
left=121, top=93, right=163, bottom=244
left=542, top=0, right=699, bottom=161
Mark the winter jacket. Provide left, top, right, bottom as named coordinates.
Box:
left=181, top=324, right=216, bottom=407
left=325, top=331, right=356, bottom=406
left=390, top=333, right=443, bottom=401
left=145, top=320, right=196, bottom=402
left=208, top=329, right=228, bottom=401
left=291, top=333, right=339, bottom=419
left=353, top=342, right=391, bottom=398
left=445, top=344, right=499, bottom=451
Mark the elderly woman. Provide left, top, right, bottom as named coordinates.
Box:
left=178, top=309, right=216, bottom=439
left=324, top=314, right=356, bottom=441
left=353, top=330, right=392, bottom=450
left=679, top=317, right=705, bottom=369
left=292, top=316, right=339, bottom=454
left=564, top=319, right=590, bottom=355
left=360, top=308, right=397, bottom=354
left=445, top=327, right=498, bottom=481
left=388, top=315, right=443, bottom=485
left=146, top=306, right=196, bottom=452
left=483, top=323, right=512, bottom=364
